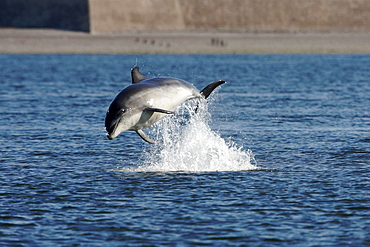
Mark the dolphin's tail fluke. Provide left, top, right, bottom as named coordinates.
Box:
left=200, top=80, right=226, bottom=99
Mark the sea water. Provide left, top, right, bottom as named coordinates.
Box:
left=1, top=54, right=369, bottom=246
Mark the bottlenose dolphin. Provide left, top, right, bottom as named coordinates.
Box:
left=105, top=66, right=225, bottom=144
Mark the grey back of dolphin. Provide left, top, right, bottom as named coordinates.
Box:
left=105, top=66, right=225, bottom=144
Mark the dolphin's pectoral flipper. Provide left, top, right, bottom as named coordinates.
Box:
left=200, top=80, right=226, bottom=99
left=144, top=107, right=175, bottom=114
left=136, top=129, right=156, bottom=144
left=131, top=67, right=149, bottom=84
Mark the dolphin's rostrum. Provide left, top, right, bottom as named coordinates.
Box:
left=105, top=67, right=225, bottom=144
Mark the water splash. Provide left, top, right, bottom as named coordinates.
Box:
left=128, top=100, right=258, bottom=172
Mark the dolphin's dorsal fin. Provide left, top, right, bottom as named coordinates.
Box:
left=131, top=67, right=149, bottom=84
left=136, top=129, right=156, bottom=144
left=200, top=80, right=226, bottom=99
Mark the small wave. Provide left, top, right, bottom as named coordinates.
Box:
left=119, top=100, right=258, bottom=173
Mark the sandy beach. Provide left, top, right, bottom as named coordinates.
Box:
left=1, top=28, right=370, bottom=54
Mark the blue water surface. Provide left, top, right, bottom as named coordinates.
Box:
left=1, top=54, right=370, bottom=246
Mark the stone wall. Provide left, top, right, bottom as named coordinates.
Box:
left=89, top=0, right=370, bottom=33
left=178, top=0, right=370, bottom=32
left=1, top=0, right=369, bottom=33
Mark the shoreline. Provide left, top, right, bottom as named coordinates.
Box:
left=1, top=29, right=370, bottom=54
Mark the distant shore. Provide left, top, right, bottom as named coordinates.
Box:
left=1, top=29, right=370, bottom=54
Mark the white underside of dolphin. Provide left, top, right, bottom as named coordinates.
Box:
left=105, top=66, right=225, bottom=144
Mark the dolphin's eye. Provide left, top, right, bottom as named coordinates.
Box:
left=116, top=108, right=126, bottom=118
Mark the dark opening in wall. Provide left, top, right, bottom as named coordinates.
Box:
left=0, top=0, right=90, bottom=32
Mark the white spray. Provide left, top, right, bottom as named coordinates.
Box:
left=131, top=99, right=258, bottom=172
